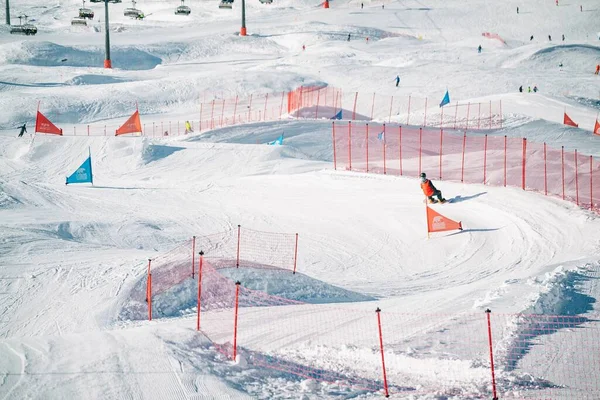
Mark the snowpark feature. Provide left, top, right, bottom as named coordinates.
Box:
left=1, top=0, right=600, bottom=398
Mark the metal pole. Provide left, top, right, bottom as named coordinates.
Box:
left=5, top=0, right=10, bottom=25
left=240, top=0, right=246, bottom=36
left=104, top=0, right=112, bottom=68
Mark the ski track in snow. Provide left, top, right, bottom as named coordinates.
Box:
left=1, top=0, right=600, bottom=398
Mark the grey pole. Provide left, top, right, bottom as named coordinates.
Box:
left=104, top=0, right=111, bottom=68
left=240, top=0, right=246, bottom=36
left=5, top=0, right=10, bottom=25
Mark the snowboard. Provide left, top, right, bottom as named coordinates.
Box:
left=423, top=198, right=452, bottom=204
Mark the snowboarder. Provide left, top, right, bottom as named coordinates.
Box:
left=184, top=120, right=193, bottom=134
left=519, top=85, right=523, bottom=93
left=477, top=45, right=482, bottom=53
left=302, top=44, right=306, bottom=51
left=395, top=75, right=400, bottom=87
left=595, top=64, right=600, bottom=75
left=361, top=2, right=363, bottom=8
left=347, top=33, right=351, bottom=41
left=17, top=123, right=27, bottom=137
left=164, top=131, right=169, bottom=136
left=530, top=35, right=534, bottom=41
left=559, top=62, right=563, bottom=71
left=548, top=35, right=552, bottom=41
left=580, top=5, right=582, bottom=11
left=528, top=86, right=532, bottom=93
left=555, top=0, right=558, bottom=6
left=382, top=4, right=384, bottom=9
left=533, top=85, right=538, bottom=93
left=516, top=6, right=519, bottom=13
left=420, top=173, right=445, bottom=204
left=562, top=34, right=565, bottom=41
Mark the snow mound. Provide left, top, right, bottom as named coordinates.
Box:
left=523, top=45, right=600, bottom=73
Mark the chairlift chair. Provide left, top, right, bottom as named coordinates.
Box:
left=175, top=0, right=191, bottom=15
left=79, top=0, right=95, bottom=19
left=219, top=0, right=233, bottom=9
left=124, top=0, right=143, bottom=17
left=71, top=16, right=88, bottom=26
left=259, top=0, right=273, bottom=4
left=9, top=15, right=38, bottom=35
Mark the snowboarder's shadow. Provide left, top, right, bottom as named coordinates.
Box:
left=448, top=192, right=486, bottom=203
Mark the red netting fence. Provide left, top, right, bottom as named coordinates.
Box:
left=332, top=122, right=600, bottom=212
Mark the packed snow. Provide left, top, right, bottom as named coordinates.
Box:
left=1, top=0, right=599, bottom=398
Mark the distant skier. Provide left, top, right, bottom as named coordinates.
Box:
left=562, top=34, right=565, bottom=41
left=548, top=35, right=552, bottom=41
left=533, top=85, right=538, bottom=93
left=516, top=6, right=519, bottom=13
left=184, top=120, right=193, bottom=134
left=164, top=131, right=169, bottom=136
left=347, top=33, right=351, bottom=41
left=382, top=4, right=384, bottom=9
left=528, top=86, right=532, bottom=93
left=530, top=35, right=534, bottom=41
left=580, top=5, right=582, bottom=11
left=519, top=85, right=523, bottom=93
left=420, top=173, right=446, bottom=204
left=477, top=45, right=482, bottom=53
left=555, top=0, right=558, bottom=5
left=395, top=75, right=400, bottom=87
left=302, top=44, right=306, bottom=51
left=595, top=64, right=600, bottom=75
left=361, top=2, right=363, bottom=8
left=559, top=62, right=563, bottom=71
left=17, top=123, right=27, bottom=138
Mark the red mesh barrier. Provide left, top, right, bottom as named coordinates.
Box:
left=333, top=122, right=600, bottom=213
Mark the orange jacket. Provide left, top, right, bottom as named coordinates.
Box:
left=420, top=179, right=436, bottom=196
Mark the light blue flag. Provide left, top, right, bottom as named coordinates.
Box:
left=66, top=154, right=93, bottom=185
left=377, top=130, right=385, bottom=141
left=439, top=90, right=450, bottom=108
left=331, top=110, right=343, bottom=120
left=268, top=134, right=284, bottom=145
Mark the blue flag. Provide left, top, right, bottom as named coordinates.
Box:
left=268, top=134, right=284, bottom=145
left=331, top=110, right=342, bottom=120
left=439, top=90, right=450, bottom=108
left=66, top=155, right=93, bottom=185
left=377, top=131, right=385, bottom=141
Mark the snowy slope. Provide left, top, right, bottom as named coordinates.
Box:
left=1, top=0, right=600, bottom=398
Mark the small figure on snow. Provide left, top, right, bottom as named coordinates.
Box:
left=395, top=75, right=400, bottom=87
left=17, top=123, right=27, bottom=138
left=559, top=62, right=563, bottom=70
left=420, top=173, right=446, bottom=204
left=533, top=85, right=538, bottom=93
left=347, top=33, right=351, bottom=41
left=361, top=2, right=363, bottom=9
left=517, top=6, right=519, bottom=13
left=164, top=131, right=169, bottom=136
left=548, top=35, right=552, bottom=41
left=530, top=35, right=534, bottom=41
left=528, top=86, right=532, bottom=93
left=477, top=45, right=482, bottom=53
left=519, top=85, right=523, bottom=93
left=562, top=34, right=565, bottom=41
left=382, top=4, right=384, bottom=9
left=302, top=44, right=306, bottom=51
left=595, top=64, right=600, bottom=75
left=184, top=120, right=193, bottom=134
left=555, top=0, right=558, bottom=6
left=580, top=5, right=582, bottom=11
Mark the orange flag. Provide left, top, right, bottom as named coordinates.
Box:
left=563, top=113, right=578, bottom=128
left=426, top=206, right=462, bottom=234
left=35, top=111, right=63, bottom=135
left=115, top=110, right=142, bottom=136
left=594, top=119, right=600, bottom=136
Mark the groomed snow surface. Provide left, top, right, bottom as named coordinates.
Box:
left=1, top=0, right=600, bottom=398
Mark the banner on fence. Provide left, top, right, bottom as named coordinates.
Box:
left=116, top=110, right=142, bottom=136
left=65, top=149, right=93, bottom=185
left=594, top=119, right=600, bottom=135
left=564, top=112, right=578, bottom=128
left=426, top=205, right=462, bottom=236
left=35, top=111, right=63, bottom=135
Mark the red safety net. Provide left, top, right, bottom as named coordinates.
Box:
left=333, top=122, right=600, bottom=213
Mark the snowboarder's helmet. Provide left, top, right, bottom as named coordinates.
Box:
left=420, top=173, right=426, bottom=178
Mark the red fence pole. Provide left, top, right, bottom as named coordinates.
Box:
left=503, top=136, right=507, bottom=187
left=220, top=99, right=226, bottom=126
left=375, top=308, right=390, bottom=398
left=485, top=309, right=499, bottom=400
left=366, top=123, right=369, bottom=172
left=461, top=133, right=466, bottom=183
left=196, top=251, right=204, bottom=331
left=383, top=124, right=387, bottom=175
left=192, top=236, right=196, bottom=278
left=483, top=134, right=488, bottom=184
left=561, top=146, right=565, bottom=200
left=591, top=156, right=594, bottom=210
left=352, top=92, right=358, bottom=120
left=423, top=97, right=428, bottom=127
left=439, top=129, right=443, bottom=179
left=293, top=233, right=299, bottom=274
left=418, top=127, right=422, bottom=176
left=147, top=259, right=152, bottom=321
left=522, top=138, right=527, bottom=190
left=544, top=143, right=548, bottom=195
left=332, top=122, right=337, bottom=170
left=348, top=121, right=352, bottom=170
left=440, top=104, right=444, bottom=128
left=388, top=96, right=393, bottom=123
left=399, top=126, right=403, bottom=176
left=465, top=103, right=471, bottom=131
left=370, top=92, right=376, bottom=120
left=236, top=225, right=241, bottom=268
left=232, top=281, right=241, bottom=361
left=575, top=150, right=579, bottom=206
left=233, top=95, right=239, bottom=124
